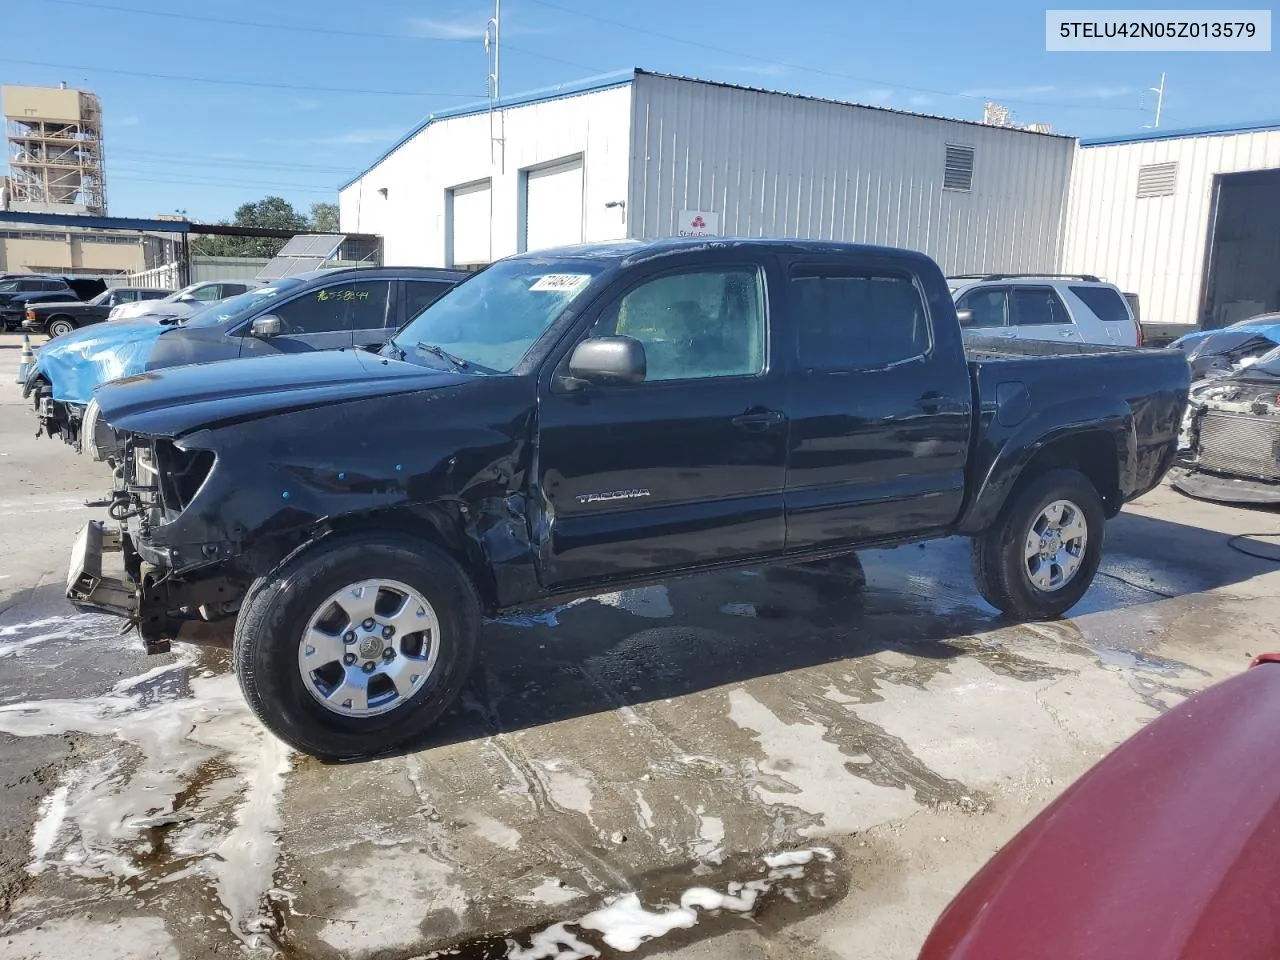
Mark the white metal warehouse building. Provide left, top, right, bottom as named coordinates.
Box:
left=1063, top=120, right=1280, bottom=331
left=339, top=69, right=1075, bottom=276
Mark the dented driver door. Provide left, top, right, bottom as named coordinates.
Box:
left=534, top=254, right=789, bottom=589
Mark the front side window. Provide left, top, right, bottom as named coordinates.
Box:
left=190, top=283, right=224, bottom=302
left=185, top=278, right=306, bottom=329
left=956, top=288, right=1009, bottom=329
left=1010, top=286, right=1072, bottom=326
left=592, top=267, right=766, bottom=382
left=791, top=271, right=929, bottom=372
left=270, top=280, right=391, bottom=334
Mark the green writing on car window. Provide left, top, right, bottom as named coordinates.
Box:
left=316, top=290, right=369, bottom=302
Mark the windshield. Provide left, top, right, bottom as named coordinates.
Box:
left=392, top=258, right=607, bottom=372
left=88, top=290, right=111, bottom=306
left=1240, top=345, right=1280, bottom=380
left=181, top=278, right=306, bottom=328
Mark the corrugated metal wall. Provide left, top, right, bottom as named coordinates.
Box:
left=628, top=74, right=1075, bottom=275
left=1063, top=129, right=1280, bottom=328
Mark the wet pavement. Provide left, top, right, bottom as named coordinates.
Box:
left=2, top=332, right=1278, bottom=959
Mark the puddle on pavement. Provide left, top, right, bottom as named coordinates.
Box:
left=0, top=532, right=1226, bottom=958
left=0, top=631, right=290, bottom=950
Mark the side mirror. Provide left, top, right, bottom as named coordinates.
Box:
left=956, top=309, right=974, bottom=328
left=250, top=315, right=283, bottom=338
left=566, top=336, right=646, bottom=387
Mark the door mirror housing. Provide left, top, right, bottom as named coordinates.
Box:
left=566, top=336, right=646, bottom=387
left=956, top=309, right=974, bottom=327
left=250, top=315, right=283, bottom=338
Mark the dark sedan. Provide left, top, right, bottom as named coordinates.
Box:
left=0, top=275, right=107, bottom=331
left=23, top=287, right=171, bottom=338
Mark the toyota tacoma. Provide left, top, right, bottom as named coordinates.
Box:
left=65, top=239, right=1191, bottom=758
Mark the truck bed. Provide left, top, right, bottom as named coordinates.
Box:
left=957, top=334, right=1191, bottom=534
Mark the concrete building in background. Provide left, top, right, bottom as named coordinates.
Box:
left=0, top=224, right=174, bottom=277
left=340, top=69, right=1075, bottom=275
left=1, top=83, right=106, bottom=216
left=1064, top=121, right=1280, bottom=331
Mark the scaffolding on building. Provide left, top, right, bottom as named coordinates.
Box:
left=2, top=83, right=106, bottom=215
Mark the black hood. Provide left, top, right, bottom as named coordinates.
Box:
left=94, top=347, right=468, bottom=438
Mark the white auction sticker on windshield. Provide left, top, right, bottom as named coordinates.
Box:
left=529, top=274, right=591, bottom=292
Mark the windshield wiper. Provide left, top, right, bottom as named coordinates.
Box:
left=414, top=341, right=469, bottom=372
left=384, top=335, right=406, bottom=361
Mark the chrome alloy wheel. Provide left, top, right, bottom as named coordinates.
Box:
left=1024, top=499, right=1088, bottom=592
left=297, top=579, right=441, bottom=717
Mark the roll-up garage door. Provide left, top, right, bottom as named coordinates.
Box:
left=449, top=180, right=492, bottom=268
left=524, top=158, right=584, bottom=253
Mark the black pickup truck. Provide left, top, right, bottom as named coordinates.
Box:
left=67, top=239, right=1190, bottom=758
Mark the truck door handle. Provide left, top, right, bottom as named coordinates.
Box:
left=732, top=407, right=785, bottom=431
left=914, top=392, right=950, bottom=415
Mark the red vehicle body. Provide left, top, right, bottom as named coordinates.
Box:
left=919, top=655, right=1280, bottom=960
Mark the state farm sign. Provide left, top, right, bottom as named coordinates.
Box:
left=677, top=210, right=719, bottom=237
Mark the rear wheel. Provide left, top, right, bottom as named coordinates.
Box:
left=971, top=468, right=1105, bottom=620
left=233, top=534, right=481, bottom=759
left=47, top=317, right=76, bottom=338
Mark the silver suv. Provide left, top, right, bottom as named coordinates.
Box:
left=948, top=274, right=1142, bottom=348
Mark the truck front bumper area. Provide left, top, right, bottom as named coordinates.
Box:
left=66, top=520, right=244, bottom=654
left=1169, top=466, right=1280, bottom=506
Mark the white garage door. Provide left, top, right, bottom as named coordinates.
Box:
left=449, top=180, right=492, bottom=268
left=524, top=158, right=584, bottom=253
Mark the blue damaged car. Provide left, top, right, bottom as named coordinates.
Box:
left=23, top=266, right=465, bottom=449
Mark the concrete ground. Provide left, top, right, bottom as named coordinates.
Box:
left=0, top=329, right=1277, bottom=960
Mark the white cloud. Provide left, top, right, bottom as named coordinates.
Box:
left=959, top=84, right=1056, bottom=99
left=408, top=15, right=487, bottom=39
left=908, top=93, right=935, bottom=107
left=1078, top=85, right=1134, bottom=99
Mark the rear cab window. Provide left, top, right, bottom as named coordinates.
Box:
left=1069, top=285, right=1132, bottom=324
left=790, top=268, right=931, bottom=371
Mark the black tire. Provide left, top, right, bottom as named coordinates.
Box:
left=971, top=468, right=1105, bottom=620
left=46, top=317, right=76, bottom=338
left=233, top=534, right=481, bottom=759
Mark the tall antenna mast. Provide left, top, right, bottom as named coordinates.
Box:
left=1147, top=72, right=1165, bottom=128
left=485, top=0, right=504, bottom=168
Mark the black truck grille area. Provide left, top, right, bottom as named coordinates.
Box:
left=1198, top=411, right=1280, bottom=481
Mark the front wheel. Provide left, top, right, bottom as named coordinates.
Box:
left=971, top=468, right=1105, bottom=620
left=233, top=534, right=482, bottom=759
left=47, top=317, right=76, bottom=338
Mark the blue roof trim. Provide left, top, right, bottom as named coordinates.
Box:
left=339, top=69, right=637, bottom=191
left=0, top=211, right=191, bottom=233
left=1081, top=118, right=1280, bottom=146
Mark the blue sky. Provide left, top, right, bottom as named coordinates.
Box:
left=2, top=0, right=1276, bottom=221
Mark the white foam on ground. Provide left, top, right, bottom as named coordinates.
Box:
left=0, top=915, right=176, bottom=958
left=518, top=878, right=587, bottom=906
left=0, top=662, right=292, bottom=943
left=0, top=613, right=125, bottom=659
left=471, top=812, right=523, bottom=852
left=506, top=849, right=833, bottom=957
left=537, top=759, right=594, bottom=819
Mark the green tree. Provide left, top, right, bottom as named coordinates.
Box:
left=191, top=196, right=319, bottom=258
left=310, top=202, right=340, bottom=232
